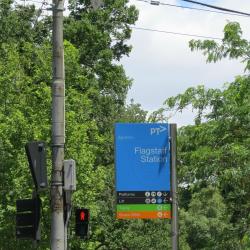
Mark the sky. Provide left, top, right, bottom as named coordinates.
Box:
left=19, top=0, right=250, bottom=126
left=121, top=0, right=250, bottom=126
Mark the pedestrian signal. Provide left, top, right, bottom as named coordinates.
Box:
left=75, top=208, right=89, bottom=238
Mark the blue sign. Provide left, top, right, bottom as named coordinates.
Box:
left=115, top=123, right=170, bottom=192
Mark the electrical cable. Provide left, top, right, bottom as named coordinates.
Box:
left=135, top=0, right=250, bottom=18
left=180, top=0, right=250, bottom=17
left=131, top=26, right=222, bottom=40
left=19, top=0, right=47, bottom=4
left=161, top=2, right=249, bottom=18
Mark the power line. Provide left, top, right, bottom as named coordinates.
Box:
left=181, top=0, right=250, bottom=17
left=135, top=0, right=250, bottom=18
left=131, top=26, right=222, bottom=40
left=18, top=0, right=48, bottom=4
left=161, top=2, right=249, bottom=18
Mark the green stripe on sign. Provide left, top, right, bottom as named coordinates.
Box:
left=117, top=204, right=171, bottom=212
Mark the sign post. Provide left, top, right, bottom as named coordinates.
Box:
left=115, top=123, right=171, bottom=220
left=170, top=124, right=178, bottom=250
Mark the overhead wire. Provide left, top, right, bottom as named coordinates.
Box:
left=19, top=0, right=47, bottom=4
left=180, top=0, right=250, bottom=17
left=131, top=26, right=222, bottom=40
left=161, top=2, right=249, bottom=18
left=14, top=0, right=239, bottom=41
left=135, top=0, right=250, bottom=18
left=132, top=1, right=249, bottom=41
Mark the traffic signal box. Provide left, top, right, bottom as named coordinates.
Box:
left=25, top=141, right=47, bottom=191
left=75, top=208, right=90, bottom=238
left=16, top=197, right=41, bottom=240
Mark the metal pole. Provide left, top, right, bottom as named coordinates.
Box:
left=51, top=0, right=65, bottom=249
left=170, top=124, right=178, bottom=250
left=64, top=205, right=72, bottom=249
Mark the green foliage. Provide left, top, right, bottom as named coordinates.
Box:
left=0, top=39, right=51, bottom=249
left=0, top=1, right=171, bottom=250
left=153, top=22, right=250, bottom=249
left=181, top=187, right=239, bottom=249
left=118, top=99, right=148, bottom=123
left=189, top=22, right=250, bottom=71
left=1, top=0, right=250, bottom=248
left=166, top=77, right=250, bottom=249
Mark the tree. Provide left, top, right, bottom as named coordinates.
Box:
left=118, top=99, right=148, bottom=123
left=180, top=187, right=239, bottom=249
left=0, top=1, right=146, bottom=249
left=153, top=21, right=250, bottom=249
left=189, top=22, right=250, bottom=71
left=64, top=0, right=139, bottom=168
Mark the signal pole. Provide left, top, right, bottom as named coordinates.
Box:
left=51, top=0, right=65, bottom=249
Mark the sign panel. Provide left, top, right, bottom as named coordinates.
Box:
left=115, top=123, right=171, bottom=219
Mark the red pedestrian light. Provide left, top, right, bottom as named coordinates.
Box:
left=75, top=208, right=90, bottom=238
left=80, top=211, right=85, bottom=221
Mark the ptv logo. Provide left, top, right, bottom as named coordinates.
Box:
left=150, top=125, right=167, bottom=135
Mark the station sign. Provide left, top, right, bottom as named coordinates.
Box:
left=115, top=123, right=171, bottom=219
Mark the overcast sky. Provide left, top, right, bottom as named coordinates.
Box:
left=121, top=0, right=250, bottom=126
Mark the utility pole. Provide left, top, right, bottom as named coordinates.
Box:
left=170, top=124, right=178, bottom=250
left=51, top=0, right=65, bottom=249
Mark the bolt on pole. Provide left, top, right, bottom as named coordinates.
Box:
left=51, top=0, right=65, bottom=249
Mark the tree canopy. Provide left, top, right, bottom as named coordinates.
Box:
left=152, top=21, right=250, bottom=249
left=0, top=0, right=249, bottom=248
